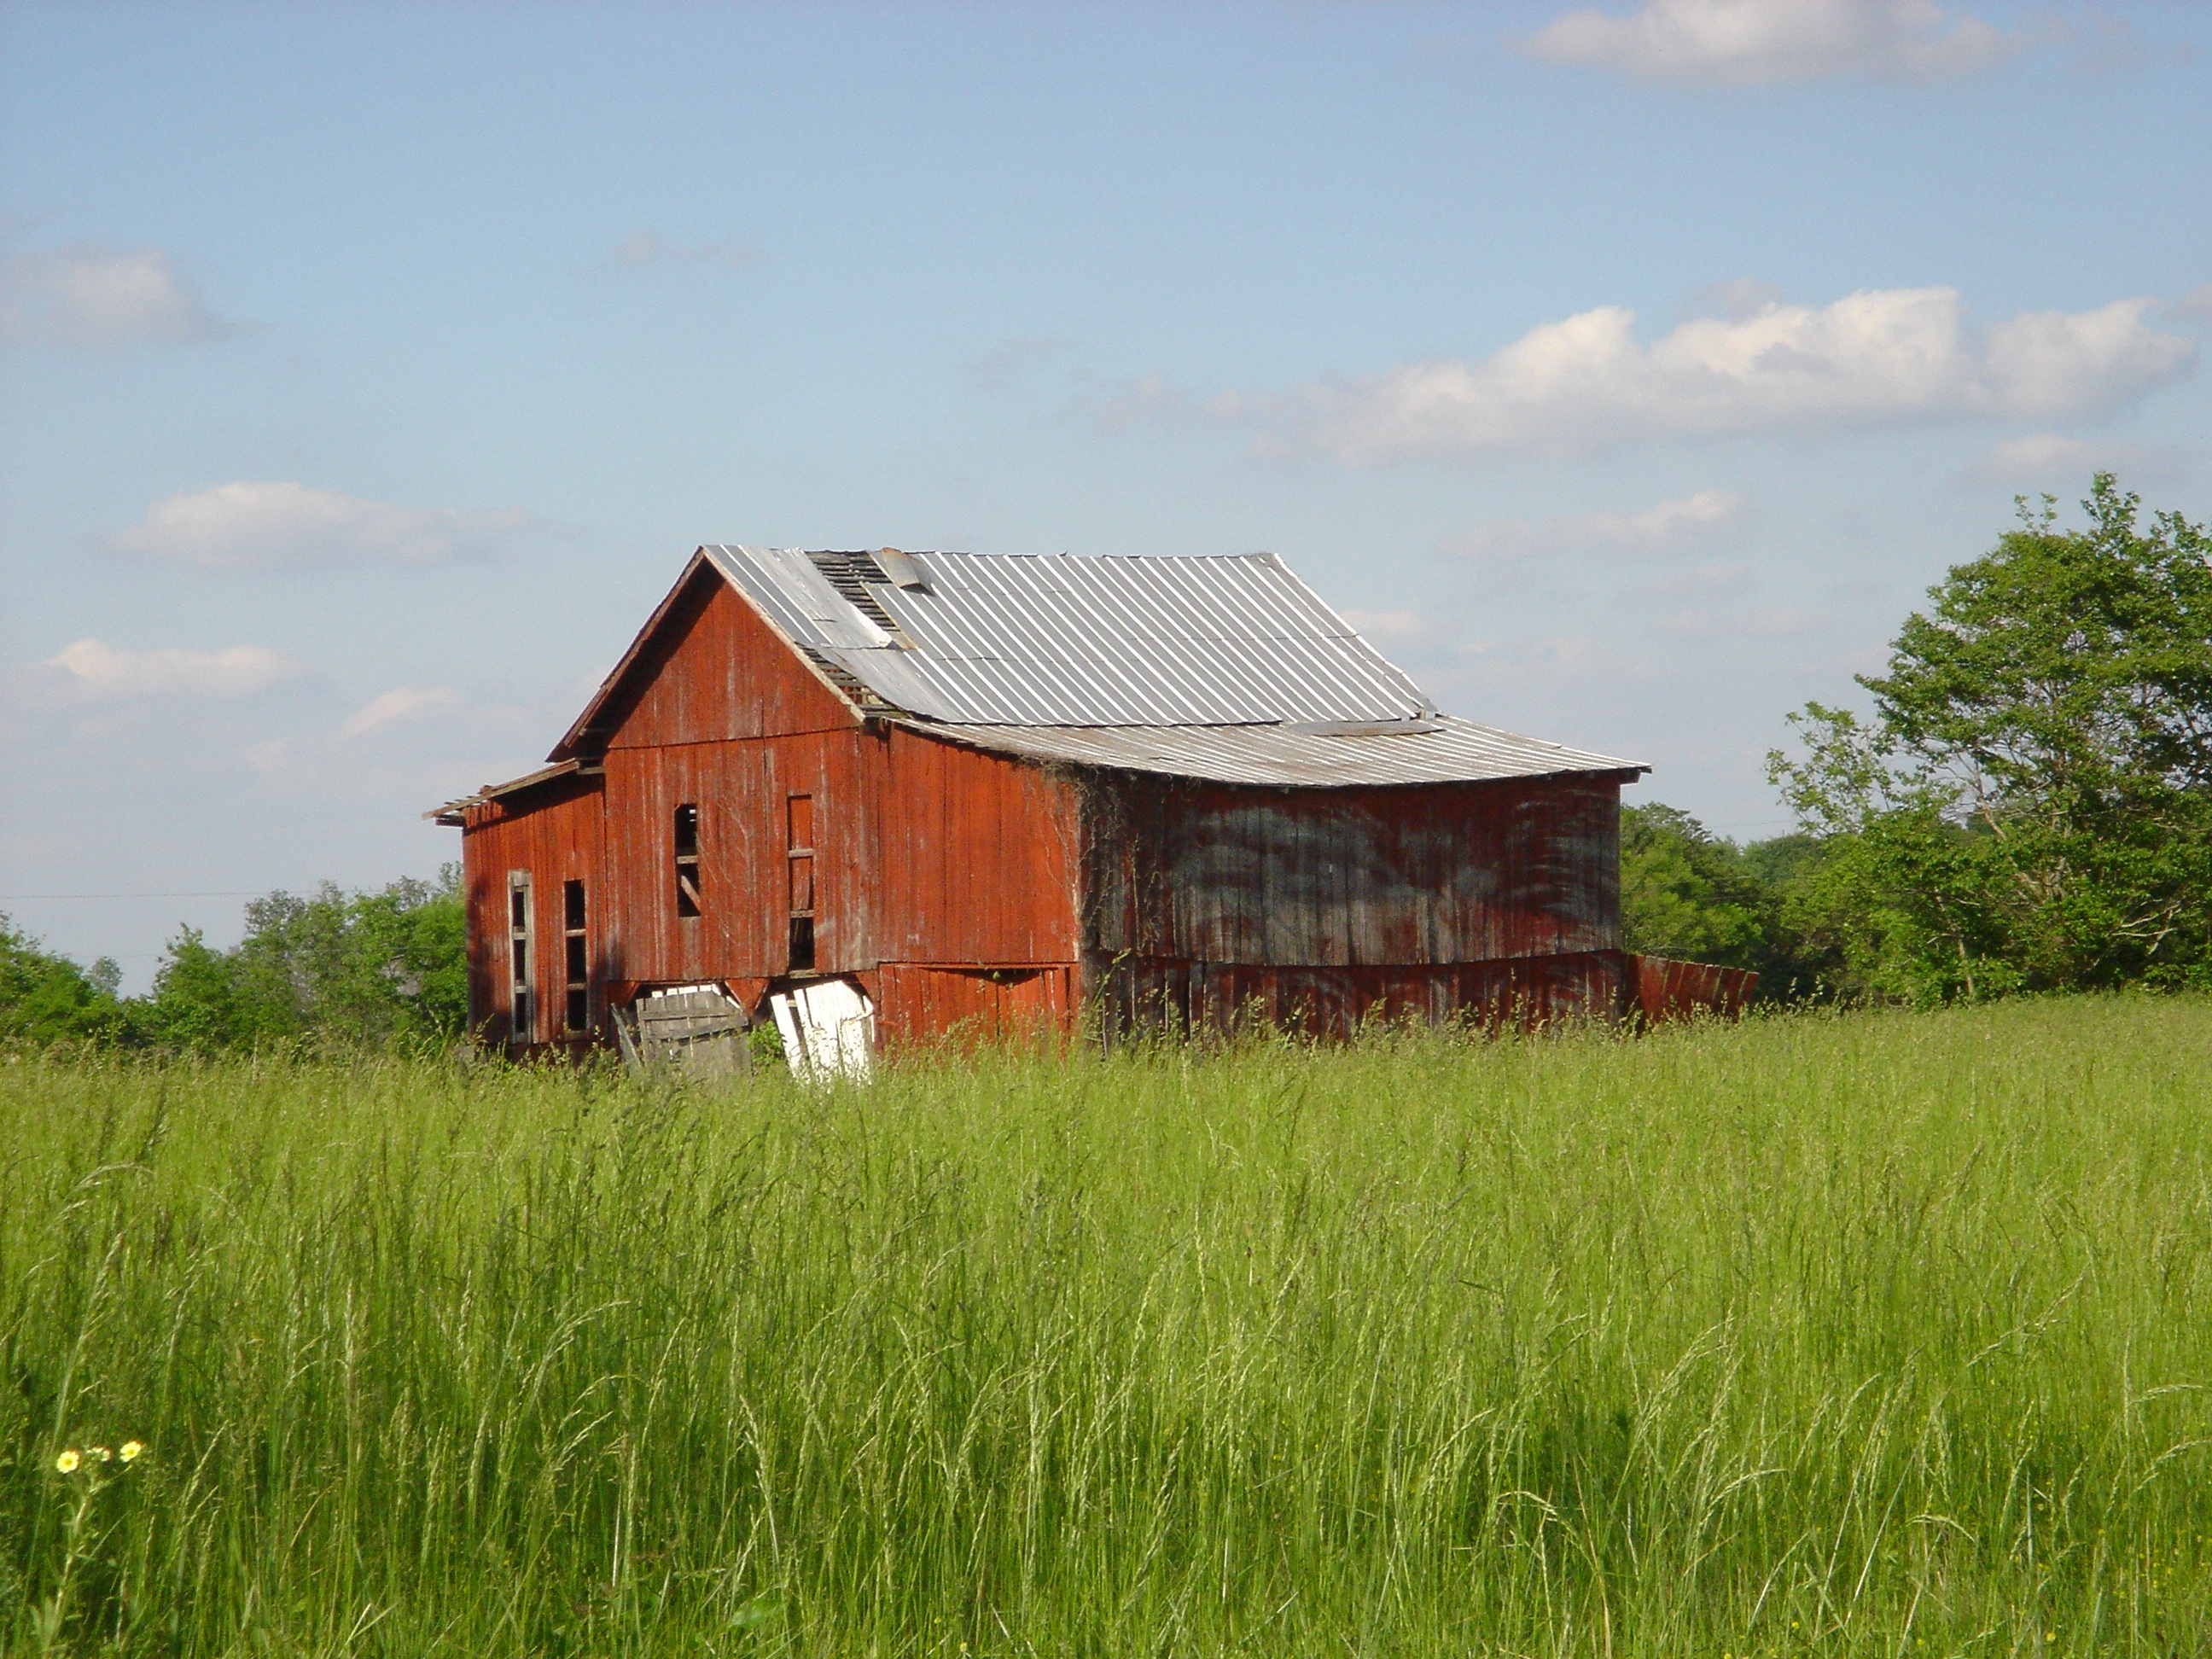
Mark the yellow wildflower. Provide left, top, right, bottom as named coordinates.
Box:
left=89, top=1446, right=112, bottom=1463
left=119, top=1441, right=144, bottom=1463
left=55, top=1449, right=79, bottom=1473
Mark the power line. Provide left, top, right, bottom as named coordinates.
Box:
left=0, top=891, right=262, bottom=901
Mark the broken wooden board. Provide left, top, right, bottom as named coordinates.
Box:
left=769, top=978, right=876, bottom=1083
left=617, top=982, right=752, bottom=1080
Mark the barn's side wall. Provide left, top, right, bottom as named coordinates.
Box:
left=462, top=578, right=1083, bottom=1049
left=1080, top=771, right=1628, bottom=1035
left=868, top=729, right=1083, bottom=1046
left=458, top=772, right=605, bottom=1049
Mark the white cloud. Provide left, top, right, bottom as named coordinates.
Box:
left=1237, top=288, right=2192, bottom=463
left=1522, top=0, right=2025, bottom=85
left=1956, top=434, right=2190, bottom=488
left=1443, top=489, right=1749, bottom=562
left=106, top=481, right=545, bottom=570
left=612, top=229, right=762, bottom=270
left=342, top=685, right=463, bottom=736
left=1452, top=634, right=1611, bottom=684
left=0, top=243, right=241, bottom=346
left=1655, top=603, right=1825, bottom=639
left=38, top=638, right=304, bottom=702
left=1341, top=608, right=1431, bottom=642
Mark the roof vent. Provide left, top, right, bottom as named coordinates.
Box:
left=806, top=550, right=908, bottom=640
left=875, top=547, right=930, bottom=590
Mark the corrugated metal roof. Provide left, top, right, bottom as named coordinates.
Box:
left=903, top=717, right=1641, bottom=789
left=535, top=544, right=1645, bottom=788
left=703, top=545, right=1438, bottom=727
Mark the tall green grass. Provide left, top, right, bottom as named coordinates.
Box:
left=4, top=998, right=2210, bottom=1655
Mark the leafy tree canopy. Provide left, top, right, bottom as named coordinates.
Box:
left=1769, top=475, right=2212, bottom=1002
left=139, top=870, right=467, bottom=1051
left=0, top=870, right=466, bottom=1054
left=0, top=917, right=127, bottom=1048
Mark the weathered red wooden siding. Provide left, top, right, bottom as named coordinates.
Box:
left=597, top=731, right=873, bottom=987
left=872, top=963, right=1077, bottom=1047
left=1084, top=773, right=1621, bottom=966
left=598, top=568, right=857, bottom=748
left=1079, top=771, right=1627, bottom=1036
left=871, top=728, right=1082, bottom=969
left=458, top=772, right=604, bottom=1047
left=465, top=575, right=1083, bottom=1045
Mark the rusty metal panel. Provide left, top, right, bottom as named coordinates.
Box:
left=1633, top=953, right=1758, bottom=1021
left=1084, top=773, right=1621, bottom=969
left=1092, top=952, right=1635, bottom=1041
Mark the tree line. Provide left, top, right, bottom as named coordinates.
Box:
left=1626, top=476, right=2211, bottom=1003
left=4, top=475, right=2206, bottom=1050
left=1, top=873, right=464, bottom=1051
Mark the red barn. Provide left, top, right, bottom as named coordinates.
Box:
left=432, top=546, right=1749, bottom=1059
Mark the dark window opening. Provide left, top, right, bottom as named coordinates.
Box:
left=507, top=871, right=533, bottom=1045
left=562, top=879, right=589, bottom=1034
left=786, top=793, right=815, bottom=970
left=673, top=803, right=701, bottom=917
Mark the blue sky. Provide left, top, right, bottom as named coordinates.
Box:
left=3, top=0, right=2209, bottom=985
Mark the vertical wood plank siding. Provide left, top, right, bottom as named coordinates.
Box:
left=1090, top=952, right=1635, bottom=1040
left=458, top=773, right=605, bottom=1048
left=874, top=728, right=1082, bottom=969
left=457, top=562, right=1690, bottom=1050
left=463, top=576, right=1086, bottom=1046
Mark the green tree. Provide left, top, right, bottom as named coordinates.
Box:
left=1620, top=805, right=1838, bottom=998
left=139, top=868, right=468, bottom=1051
left=1768, top=476, right=2212, bottom=1002
left=1620, top=804, right=1764, bottom=965
left=0, top=917, right=127, bottom=1048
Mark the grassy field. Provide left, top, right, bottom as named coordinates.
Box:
left=3, top=998, right=2210, bottom=1656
